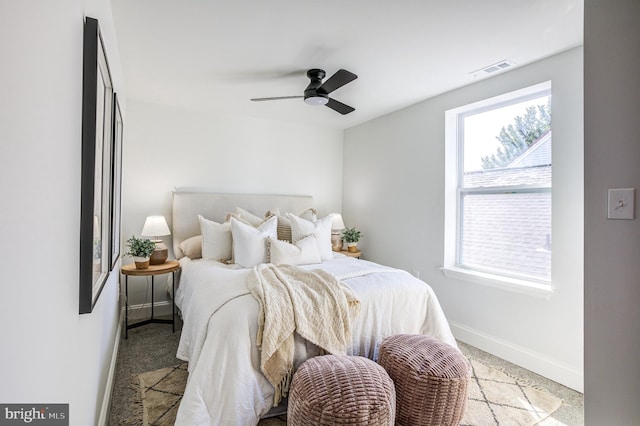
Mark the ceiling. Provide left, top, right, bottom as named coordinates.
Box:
left=111, top=0, right=583, bottom=130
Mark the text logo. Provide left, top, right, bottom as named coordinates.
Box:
left=0, top=405, right=68, bottom=425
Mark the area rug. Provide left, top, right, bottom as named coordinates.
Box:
left=127, top=358, right=562, bottom=425
left=462, top=357, right=563, bottom=425
left=125, top=363, right=187, bottom=426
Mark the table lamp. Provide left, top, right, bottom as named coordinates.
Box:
left=141, top=215, right=171, bottom=265
left=331, top=213, right=346, bottom=251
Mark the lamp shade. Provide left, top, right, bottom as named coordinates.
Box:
left=331, top=213, right=346, bottom=231
left=141, top=216, right=171, bottom=237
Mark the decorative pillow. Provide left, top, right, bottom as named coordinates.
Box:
left=198, top=215, right=232, bottom=261
left=287, top=213, right=333, bottom=260
left=268, top=235, right=321, bottom=266
left=266, top=208, right=318, bottom=242
left=299, top=208, right=318, bottom=222
left=271, top=211, right=293, bottom=242
left=231, top=215, right=278, bottom=268
left=225, top=212, right=253, bottom=227
left=235, top=207, right=265, bottom=227
left=179, top=235, right=202, bottom=259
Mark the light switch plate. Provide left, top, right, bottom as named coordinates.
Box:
left=608, top=188, right=635, bottom=220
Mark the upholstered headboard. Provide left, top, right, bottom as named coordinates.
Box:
left=171, top=190, right=314, bottom=259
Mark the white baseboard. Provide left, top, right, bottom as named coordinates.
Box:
left=97, top=309, right=123, bottom=426
left=126, top=300, right=174, bottom=318
left=450, top=321, right=584, bottom=393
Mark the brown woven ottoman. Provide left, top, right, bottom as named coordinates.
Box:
left=377, top=334, right=470, bottom=426
left=288, top=355, right=396, bottom=426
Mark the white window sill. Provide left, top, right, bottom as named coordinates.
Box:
left=440, top=266, right=554, bottom=299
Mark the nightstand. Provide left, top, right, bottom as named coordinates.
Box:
left=121, top=260, right=180, bottom=339
left=340, top=249, right=362, bottom=259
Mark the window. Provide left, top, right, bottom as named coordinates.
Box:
left=444, top=82, right=552, bottom=293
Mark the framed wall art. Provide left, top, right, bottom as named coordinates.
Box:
left=80, top=17, right=114, bottom=314
left=110, top=93, right=123, bottom=270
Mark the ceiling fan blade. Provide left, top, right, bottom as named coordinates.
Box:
left=250, top=96, right=303, bottom=102
left=326, top=98, right=355, bottom=115
left=317, top=69, right=357, bottom=95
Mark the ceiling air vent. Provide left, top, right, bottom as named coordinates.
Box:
left=470, top=60, right=515, bottom=78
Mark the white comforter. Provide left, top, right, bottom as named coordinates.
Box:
left=174, top=254, right=456, bottom=426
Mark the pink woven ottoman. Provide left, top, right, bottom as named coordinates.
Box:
left=288, top=355, right=396, bottom=426
left=377, top=334, right=470, bottom=426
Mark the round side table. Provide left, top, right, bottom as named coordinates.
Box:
left=121, top=260, right=180, bottom=339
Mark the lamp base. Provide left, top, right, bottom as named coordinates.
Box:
left=150, top=248, right=168, bottom=265
left=331, top=233, right=343, bottom=252
left=149, top=241, right=168, bottom=265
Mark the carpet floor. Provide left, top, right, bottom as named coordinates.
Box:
left=107, top=316, right=583, bottom=425
left=124, top=357, right=564, bottom=425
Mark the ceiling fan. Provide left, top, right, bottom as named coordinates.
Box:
left=250, top=68, right=358, bottom=115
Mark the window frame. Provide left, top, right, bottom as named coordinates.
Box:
left=443, top=81, right=554, bottom=297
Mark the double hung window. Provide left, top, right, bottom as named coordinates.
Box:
left=444, top=82, right=552, bottom=291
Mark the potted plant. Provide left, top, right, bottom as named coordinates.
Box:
left=125, top=236, right=157, bottom=269
left=342, top=227, right=362, bottom=253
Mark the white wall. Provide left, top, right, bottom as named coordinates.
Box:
left=0, top=1, right=123, bottom=425
left=121, top=100, right=344, bottom=305
left=584, top=0, right=640, bottom=423
left=343, top=47, right=584, bottom=391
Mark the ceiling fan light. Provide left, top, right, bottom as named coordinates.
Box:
left=304, top=96, right=329, bottom=106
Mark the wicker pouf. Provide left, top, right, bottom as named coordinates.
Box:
left=377, top=334, right=470, bottom=426
left=288, top=355, right=396, bottom=426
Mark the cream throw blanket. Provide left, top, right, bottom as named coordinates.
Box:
left=248, top=263, right=360, bottom=406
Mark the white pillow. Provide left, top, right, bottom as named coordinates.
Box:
left=287, top=213, right=333, bottom=260
left=268, top=235, right=321, bottom=266
left=235, top=207, right=265, bottom=227
left=266, top=208, right=318, bottom=241
left=198, top=215, right=232, bottom=261
left=231, top=215, right=277, bottom=268
left=179, top=235, right=202, bottom=259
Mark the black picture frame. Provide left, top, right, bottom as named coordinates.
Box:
left=80, top=17, right=114, bottom=314
left=110, top=93, right=123, bottom=269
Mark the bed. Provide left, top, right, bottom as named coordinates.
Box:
left=170, top=190, right=456, bottom=426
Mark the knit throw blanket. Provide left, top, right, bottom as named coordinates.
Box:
left=248, top=263, right=360, bottom=406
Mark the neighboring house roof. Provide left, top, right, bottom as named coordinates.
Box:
left=464, top=165, right=551, bottom=188
left=461, top=191, right=551, bottom=280
left=507, top=130, right=551, bottom=168
left=464, top=130, right=552, bottom=188
left=461, top=132, right=552, bottom=281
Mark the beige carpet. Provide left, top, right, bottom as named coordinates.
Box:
left=127, top=357, right=562, bottom=426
